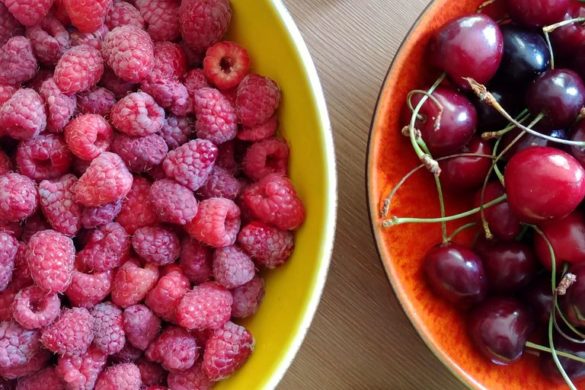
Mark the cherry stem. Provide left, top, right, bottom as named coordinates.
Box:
left=544, top=31, right=555, bottom=70
left=407, top=90, right=444, bottom=124
left=555, top=302, right=585, bottom=341
left=476, top=0, right=496, bottom=12
left=482, top=110, right=531, bottom=140
left=526, top=341, right=585, bottom=365
left=543, top=17, right=585, bottom=34
left=446, top=222, right=478, bottom=242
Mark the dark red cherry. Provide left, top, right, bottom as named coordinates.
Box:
left=429, top=15, right=503, bottom=89
left=534, top=212, right=585, bottom=270
left=504, top=146, right=585, bottom=222
left=570, top=47, right=585, bottom=82
left=439, top=137, right=492, bottom=190
left=570, top=118, right=585, bottom=167
left=501, top=127, right=568, bottom=161
left=412, top=87, right=477, bottom=156
left=541, top=336, right=585, bottom=383
left=468, top=297, right=534, bottom=365
left=522, top=276, right=554, bottom=325
left=475, top=85, right=522, bottom=132
left=551, top=1, right=585, bottom=58
left=423, top=243, right=487, bottom=308
left=507, top=0, right=570, bottom=27
left=563, top=262, right=585, bottom=327
left=473, top=181, right=522, bottom=241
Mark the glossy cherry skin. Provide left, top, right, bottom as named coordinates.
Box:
left=468, top=298, right=534, bottom=365
left=474, top=181, right=522, bottom=241
left=439, top=137, right=492, bottom=190
left=423, top=243, right=487, bottom=308
left=540, top=336, right=585, bottom=383
left=476, top=85, right=522, bottom=132
left=570, top=118, right=585, bottom=167
left=412, top=87, right=477, bottom=156
left=504, top=146, right=585, bottom=222
left=507, top=0, right=570, bottom=27
left=534, top=212, right=585, bottom=270
left=522, top=276, right=554, bottom=325
left=563, top=262, right=585, bottom=327
left=551, top=1, right=585, bottom=58
left=501, top=127, right=568, bottom=161
left=429, top=15, right=503, bottom=89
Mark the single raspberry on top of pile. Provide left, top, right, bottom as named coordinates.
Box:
left=0, top=173, right=38, bottom=223
left=54, top=44, right=105, bottom=94
left=179, top=0, right=231, bottom=53
left=40, top=307, right=94, bottom=356
left=64, top=0, right=112, bottom=34
left=102, top=25, right=155, bottom=83
left=203, top=321, right=254, bottom=381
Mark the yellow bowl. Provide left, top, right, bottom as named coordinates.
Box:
left=217, top=1, right=336, bottom=389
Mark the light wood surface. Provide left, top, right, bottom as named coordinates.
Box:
left=279, top=1, right=466, bottom=389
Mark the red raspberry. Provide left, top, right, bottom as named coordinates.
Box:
left=238, top=114, right=278, bottom=142
left=106, top=1, right=144, bottom=30
left=0, top=84, right=16, bottom=106
left=102, top=26, right=155, bottom=83
left=179, top=0, right=231, bottom=53
left=0, top=37, right=37, bottom=85
left=184, top=69, right=209, bottom=97
left=141, top=78, right=191, bottom=116
left=26, top=230, right=75, bottom=294
left=111, top=92, right=165, bottom=136
left=0, top=173, right=37, bottom=223
left=0, top=232, right=17, bottom=291
left=145, top=326, right=198, bottom=373
left=136, top=0, right=180, bottom=42
left=54, top=45, right=105, bottom=94
left=111, top=258, right=159, bottom=308
left=198, top=166, right=241, bottom=200
left=180, top=238, right=212, bottom=285
left=137, top=358, right=165, bottom=386
left=77, top=222, right=130, bottom=272
left=203, top=41, right=250, bottom=90
left=81, top=199, right=123, bottom=229
left=20, top=214, right=49, bottom=243
left=231, top=276, right=265, bottom=318
left=0, top=286, right=17, bottom=322
left=91, top=302, right=125, bottom=355
left=160, top=115, right=193, bottom=150
left=123, top=304, right=160, bottom=351
left=185, top=198, right=241, bottom=248
left=193, top=87, right=237, bottom=144
left=236, top=74, right=281, bottom=127
left=56, top=345, right=107, bottom=390
left=77, top=88, right=116, bottom=116
left=65, top=263, right=113, bottom=308
left=100, top=68, right=136, bottom=98
left=39, top=174, right=81, bottom=236
left=242, top=138, right=289, bottom=181
left=221, top=87, right=237, bottom=106
left=111, top=343, right=142, bottom=364
left=11, top=244, right=31, bottom=290
left=25, top=15, right=70, bottom=65
left=132, top=226, right=180, bottom=266
left=0, top=89, right=46, bottom=141
left=74, top=152, right=133, bottom=207
left=237, top=221, right=294, bottom=269
left=15, top=367, right=64, bottom=390
left=64, top=114, right=113, bottom=162
left=41, top=307, right=94, bottom=356
left=216, top=140, right=238, bottom=175
left=176, top=282, right=232, bottom=331
left=0, top=3, right=23, bottom=47
left=64, top=0, right=113, bottom=34
left=0, top=347, right=50, bottom=380
left=212, top=246, right=255, bottom=289
left=150, top=42, right=187, bottom=82
left=167, top=363, right=212, bottom=390
left=0, top=321, right=45, bottom=373
left=16, top=134, right=73, bottom=180
left=70, top=25, right=109, bottom=50
left=145, top=268, right=189, bottom=322
left=163, top=139, right=218, bottom=191
left=39, top=78, right=77, bottom=133
left=150, top=179, right=198, bottom=225
left=12, top=285, right=60, bottom=330
left=203, top=321, right=253, bottom=381
left=95, top=363, right=141, bottom=390
left=116, top=177, right=158, bottom=234
left=3, top=0, right=52, bottom=27
left=111, top=133, right=168, bottom=173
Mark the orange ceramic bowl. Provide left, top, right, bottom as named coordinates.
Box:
left=367, top=1, right=570, bottom=389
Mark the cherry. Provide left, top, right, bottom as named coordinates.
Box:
left=563, top=262, right=585, bottom=327
left=522, top=276, right=554, bottom=325
left=570, top=118, right=585, bottom=167
left=412, top=87, right=477, bottom=156
left=501, top=127, right=568, bottom=161
left=439, top=137, right=492, bottom=190
left=506, top=0, right=570, bottom=27
left=570, top=47, right=585, bottom=82
left=468, top=297, right=534, bottom=365
left=534, top=212, right=585, bottom=270
left=551, top=1, right=585, bottom=58
left=475, top=85, right=522, bottom=132
left=473, top=181, right=522, bottom=241
left=504, top=146, right=585, bottom=222
left=423, top=243, right=487, bottom=308
left=540, top=336, right=585, bottom=383
left=429, top=15, right=503, bottom=89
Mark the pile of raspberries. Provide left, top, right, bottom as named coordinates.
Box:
left=0, top=0, right=306, bottom=389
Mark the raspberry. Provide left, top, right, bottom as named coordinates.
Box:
left=91, top=302, right=125, bottom=355
left=179, top=0, right=231, bottom=53
left=111, top=92, right=165, bottom=136
left=39, top=78, right=77, bottom=133
left=203, top=41, right=250, bottom=90
left=162, top=139, right=218, bottom=191
left=54, top=45, right=105, bottom=94
left=145, top=268, right=189, bottom=322
left=241, top=174, right=305, bottom=231
left=198, top=166, right=241, bottom=200
left=141, top=78, right=191, bottom=116
left=242, top=138, right=289, bottom=181
left=0, top=232, right=17, bottom=291
left=81, top=199, right=122, bottom=229
left=11, top=244, right=31, bottom=290
left=132, top=226, right=180, bottom=266
left=202, top=321, right=253, bottom=381
left=39, top=174, right=81, bottom=236
left=64, top=114, right=113, bottom=162
left=238, top=221, right=294, bottom=270
left=111, top=258, right=159, bottom=308
left=180, top=238, right=212, bottom=284
left=160, top=115, right=193, bottom=150
left=26, top=230, right=75, bottom=294
left=150, top=179, right=198, bottom=225
left=215, top=140, right=238, bottom=175
left=137, top=359, right=165, bottom=386
left=0, top=173, right=37, bottom=223
left=65, top=263, right=113, bottom=308
left=238, top=114, right=278, bottom=142
left=106, top=1, right=144, bottom=30
left=176, top=282, right=232, bottom=331
left=74, top=152, right=133, bottom=207
left=70, top=25, right=109, bottom=50
left=212, top=246, right=255, bottom=289
left=25, top=15, right=70, bottom=65
left=0, top=347, right=50, bottom=380
left=122, top=305, right=160, bottom=351
left=77, top=222, right=130, bottom=272
left=185, top=69, right=208, bottom=93
left=56, top=345, right=107, bottom=390
left=0, top=321, right=46, bottom=375
left=0, top=37, right=37, bottom=85
left=116, top=177, right=158, bottom=234
left=150, top=42, right=187, bottom=82
left=0, top=3, right=23, bottom=47
left=193, top=87, right=237, bottom=144
left=16, top=135, right=72, bottom=181
left=136, top=0, right=180, bottom=42
left=111, top=343, right=142, bottom=364
left=167, top=363, right=212, bottom=390
left=102, top=26, right=155, bottom=83
left=145, top=326, right=198, bottom=372
left=95, top=363, right=141, bottom=390
left=236, top=74, right=281, bottom=127
left=0, top=85, right=16, bottom=106
left=0, top=287, right=17, bottom=322
left=111, top=133, right=168, bottom=174
left=100, top=68, right=136, bottom=98
left=52, top=0, right=70, bottom=25
left=3, top=0, right=52, bottom=27
left=231, top=276, right=265, bottom=318
left=181, top=41, right=204, bottom=68
left=15, top=367, right=64, bottom=390
left=185, top=198, right=240, bottom=248
left=20, top=214, right=48, bottom=243
left=41, top=307, right=94, bottom=356
left=12, top=286, right=60, bottom=330
left=77, top=88, right=116, bottom=116
left=0, top=222, right=20, bottom=241
left=221, top=87, right=237, bottom=106
left=0, top=89, right=46, bottom=141
left=64, top=0, right=113, bottom=34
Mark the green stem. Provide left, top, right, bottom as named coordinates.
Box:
left=446, top=222, right=478, bottom=242
left=526, top=341, right=585, bottom=365
left=544, top=31, right=555, bottom=70
left=543, top=17, right=585, bottom=33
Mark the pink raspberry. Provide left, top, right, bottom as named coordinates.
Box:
left=70, top=25, right=109, bottom=50
left=198, top=166, right=241, bottom=200
left=91, top=302, right=125, bottom=355
left=145, top=268, right=189, bottom=322
left=185, top=198, right=241, bottom=248
left=0, top=232, right=17, bottom=291
left=41, top=307, right=94, bottom=356
left=0, top=89, right=46, bottom=141
left=111, top=92, right=165, bottom=136
left=150, top=179, right=198, bottom=225
left=203, top=41, right=250, bottom=90
left=141, top=78, right=191, bottom=116
left=0, top=321, right=45, bottom=372
left=26, top=230, right=75, bottom=293
left=132, top=226, right=180, bottom=266
left=237, top=221, right=294, bottom=269
left=231, top=276, right=265, bottom=318
left=12, top=285, right=60, bottom=330
left=238, top=114, right=278, bottom=142
left=203, top=321, right=253, bottom=381
left=74, top=152, right=133, bottom=207
left=56, top=345, right=107, bottom=390
left=25, top=15, right=70, bottom=65
left=16, top=134, right=73, bottom=180
left=39, top=174, right=81, bottom=236
left=162, top=139, right=218, bottom=191
left=111, top=343, right=142, bottom=364
left=116, top=177, right=158, bottom=234
left=102, top=25, right=155, bottom=83
left=64, top=0, right=113, bottom=34
left=184, top=69, right=209, bottom=97
left=236, top=74, right=281, bottom=127
left=137, top=358, right=165, bottom=386
left=160, top=115, right=193, bottom=150
left=241, top=174, right=305, bottom=231
left=65, top=263, right=113, bottom=308
left=106, top=1, right=144, bottom=30
left=77, top=88, right=116, bottom=116
left=11, top=244, right=31, bottom=290
left=3, top=0, right=52, bottom=27
left=176, top=282, right=232, bottom=331
left=99, top=68, right=136, bottom=98
left=145, top=326, right=198, bottom=373
left=81, top=199, right=123, bottom=229
left=123, top=305, right=160, bottom=351
left=150, top=42, right=187, bottom=82
left=193, top=87, right=237, bottom=144
left=242, top=138, right=289, bottom=181
left=212, top=246, right=255, bottom=289
left=15, top=367, right=64, bottom=390
left=215, top=140, right=238, bottom=175
left=64, top=114, right=113, bottom=162
left=0, top=347, right=50, bottom=380
left=167, top=363, right=212, bottom=390
left=0, top=37, right=37, bottom=85
left=54, top=45, right=105, bottom=94
left=136, top=0, right=180, bottom=42
left=95, top=363, right=141, bottom=390
left=111, top=258, right=159, bottom=308
left=77, top=222, right=130, bottom=272
left=0, top=173, right=37, bottom=223
left=111, top=133, right=168, bottom=173
left=0, top=3, right=23, bottom=47
left=0, top=84, right=16, bottom=106
left=180, top=238, right=212, bottom=284
left=39, top=77, right=77, bottom=133
left=20, top=214, right=48, bottom=243
left=179, top=0, right=231, bottom=53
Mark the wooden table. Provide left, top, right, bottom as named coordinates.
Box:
left=279, top=1, right=465, bottom=388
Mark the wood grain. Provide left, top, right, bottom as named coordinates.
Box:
left=279, top=1, right=466, bottom=389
